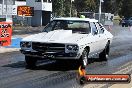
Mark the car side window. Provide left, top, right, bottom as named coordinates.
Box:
left=90, top=22, right=98, bottom=35
left=95, top=22, right=104, bottom=34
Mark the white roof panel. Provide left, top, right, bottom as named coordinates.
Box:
left=53, top=17, right=98, bottom=22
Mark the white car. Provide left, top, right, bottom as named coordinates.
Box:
left=20, top=18, right=113, bottom=69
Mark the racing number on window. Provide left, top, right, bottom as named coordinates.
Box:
left=95, top=22, right=104, bottom=34
left=0, top=29, right=9, bottom=38
left=90, top=22, right=98, bottom=35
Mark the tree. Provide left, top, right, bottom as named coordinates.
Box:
left=51, top=0, right=132, bottom=17
left=52, top=0, right=63, bottom=17
left=52, top=0, right=72, bottom=17
left=102, top=0, right=116, bottom=14
left=63, top=0, right=72, bottom=17
left=121, top=0, right=132, bottom=18
left=74, top=0, right=96, bottom=12
left=115, top=0, right=124, bottom=16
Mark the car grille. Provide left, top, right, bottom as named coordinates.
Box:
left=32, top=42, right=65, bottom=53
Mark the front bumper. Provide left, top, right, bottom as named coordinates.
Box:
left=20, top=49, right=80, bottom=59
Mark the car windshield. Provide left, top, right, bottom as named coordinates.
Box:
left=43, top=20, right=91, bottom=34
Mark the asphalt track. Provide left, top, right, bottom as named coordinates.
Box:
left=0, top=26, right=132, bottom=88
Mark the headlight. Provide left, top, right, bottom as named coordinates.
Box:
left=20, top=42, right=31, bottom=48
left=66, top=45, right=79, bottom=52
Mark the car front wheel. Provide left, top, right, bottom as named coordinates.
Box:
left=25, top=56, right=37, bottom=69
left=80, top=48, right=89, bottom=68
left=99, top=42, right=110, bottom=61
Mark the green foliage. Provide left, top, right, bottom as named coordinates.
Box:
left=74, top=0, right=96, bottom=12
left=121, top=0, right=132, bottom=18
left=52, top=0, right=63, bottom=16
left=52, top=0, right=132, bottom=17
left=52, top=0, right=96, bottom=17
left=102, top=0, right=122, bottom=15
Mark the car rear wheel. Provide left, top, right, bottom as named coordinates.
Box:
left=80, top=48, right=89, bottom=68
left=25, top=56, right=37, bottom=69
left=99, top=42, right=110, bottom=61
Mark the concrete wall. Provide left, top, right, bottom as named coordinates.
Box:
left=0, top=0, right=15, bottom=5
left=42, top=2, right=52, bottom=11
left=31, top=10, right=42, bottom=26
left=26, top=0, right=52, bottom=11
left=30, top=10, right=51, bottom=26
left=15, top=1, right=26, bottom=6
left=26, top=0, right=42, bottom=10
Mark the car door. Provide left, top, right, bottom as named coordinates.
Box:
left=95, top=22, right=108, bottom=51
left=89, top=22, right=100, bottom=54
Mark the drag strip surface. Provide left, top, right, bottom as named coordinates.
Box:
left=0, top=28, right=132, bottom=88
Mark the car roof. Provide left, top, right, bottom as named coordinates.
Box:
left=53, top=17, right=98, bottom=22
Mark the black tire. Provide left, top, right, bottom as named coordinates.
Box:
left=80, top=48, right=89, bottom=69
left=99, top=42, right=110, bottom=61
left=25, top=56, right=37, bottom=69
left=79, top=76, right=87, bottom=85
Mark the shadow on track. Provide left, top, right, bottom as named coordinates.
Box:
left=2, top=58, right=103, bottom=71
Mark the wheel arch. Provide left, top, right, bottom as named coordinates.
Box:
left=85, top=46, right=90, bottom=52
left=79, top=46, right=90, bottom=68
left=106, top=40, right=110, bottom=54
left=108, top=40, right=110, bottom=44
left=79, top=46, right=90, bottom=58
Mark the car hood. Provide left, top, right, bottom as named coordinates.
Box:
left=22, top=30, right=88, bottom=44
